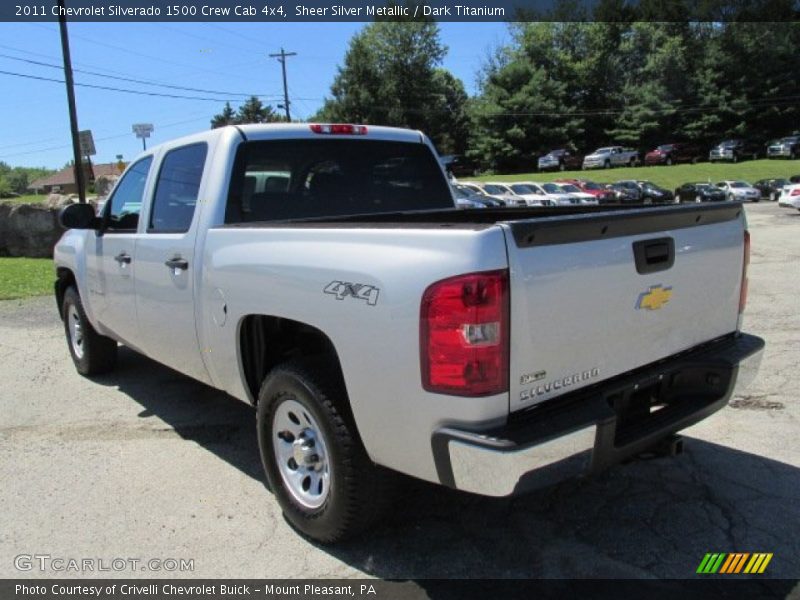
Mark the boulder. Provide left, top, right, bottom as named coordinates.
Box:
left=0, top=202, right=62, bottom=258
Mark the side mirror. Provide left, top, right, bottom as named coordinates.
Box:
left=59, top=203, right=99, bottom=230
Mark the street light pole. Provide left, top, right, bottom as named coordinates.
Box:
left=57, top=0, right=85, bottom=203
left=269, top=48, right=297, bottom=122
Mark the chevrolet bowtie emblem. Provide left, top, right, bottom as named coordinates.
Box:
left=636, top=284, right=673, bottom=311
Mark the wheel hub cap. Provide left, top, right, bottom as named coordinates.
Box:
left=272, top=399, right=331, bottom=509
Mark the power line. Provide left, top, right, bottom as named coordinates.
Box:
left=0, top=52, right=283, bottom=99
left=0, top=68, right=255, bottom=102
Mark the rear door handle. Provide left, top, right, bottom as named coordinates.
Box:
left=114, top=252, right=132, bottom=265
left=633, top=237, right=674, bottom=274
left=164, top=257, right=189, bottom=271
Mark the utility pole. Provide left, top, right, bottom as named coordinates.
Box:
left=57, top=0, right=86, bottom=203
left=269, top=48, right=297, bottom=122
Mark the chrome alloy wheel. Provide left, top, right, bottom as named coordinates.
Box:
left=68, top=304, right=84, bottom=359
left=272, top=398, right=331, bottom=509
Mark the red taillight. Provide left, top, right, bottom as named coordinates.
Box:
left=739, top=230, right=750, bottom=314
left=791, top=189, right=800, bottom=196
left=309, top=123, right=367, bottom=135
left=420, top=270, right=509, bottom=397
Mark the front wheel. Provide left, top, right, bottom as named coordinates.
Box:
left=62, top=286, right=117, bottom=375
left=256, top=357, right=394, bottom=543
left=666, top=156, right=673, bottom=166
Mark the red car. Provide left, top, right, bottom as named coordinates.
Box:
left=644, top=142, right=704, bottom=166
left=554, top=178, right=615, bottom=203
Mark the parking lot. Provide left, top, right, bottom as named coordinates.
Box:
left=0, top=202, right=798, bottom=580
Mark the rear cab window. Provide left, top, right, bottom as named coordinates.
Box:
left=225, top=139, right=453, bottom=223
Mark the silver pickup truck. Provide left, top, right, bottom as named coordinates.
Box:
left=54, top=124, right=763, bottom=543
left=583, top=146, right=641, bottom=169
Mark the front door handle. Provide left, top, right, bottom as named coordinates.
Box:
left=164, top=257, right=189, bottom=271
left=114, top=252, right=132, bottom=265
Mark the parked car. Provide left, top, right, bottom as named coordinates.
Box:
left=475, top=182, right=528, bottom=206
left=453, top=184, right=504, bottom=208
left=716, top=180, right=761, bottom=202
left=644, top=142, right=704, bottom=166
left=522, top=181, right=582, bottom=205
left=777, top=183, right=800, bottom=209
left=583, top=146, right=641, bottom=169
left=55, top=123, right=763, bottom=546
left=452, top=185, right=492, bottom=208
left=537, top=149, right=584, bottom=172
left=605, top=183, right=641, bottom=203
left=753, top=178, right=790, bottom=202
left=551, top=182, right=598, bottom=205
left=555, top=179, right=616, bottom=203
left=709, top=139, right=761, bottom=163
left=458, top=182, right=508, bottom=207
left=440, top=154, right=478, bottom=178
left=616, top=180, right=674, bottom=204
left=675, top=182, right=727, bottom=203
left=766, top=135, right=800, bottom=160
left=791, top=175, right=800, bottom=184
left=504, top=183, right=555, bottom=206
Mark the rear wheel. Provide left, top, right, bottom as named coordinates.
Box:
left=62, top=286, right=117, bottom=375
left=256, top=357, right=394, bottom=543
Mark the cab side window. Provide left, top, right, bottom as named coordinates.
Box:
left=149, top=143, right=207, bottom=233
left=105, top=156, right=153, bottom=232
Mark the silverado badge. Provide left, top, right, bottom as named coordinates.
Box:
left=636, top=284, right=673, bottom=311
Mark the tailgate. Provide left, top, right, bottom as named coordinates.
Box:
left=501, top=204, right=746, bottom=412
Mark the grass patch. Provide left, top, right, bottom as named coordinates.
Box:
left=474, top=159, right=800, bottom=192
left=0, top=258, right=53, bottom=300
left=0, top=194, right=49, bottom=205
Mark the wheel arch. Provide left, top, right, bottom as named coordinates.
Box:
left=55, top=267, right=77, bottom=320
left=237, top=314, right=346, bottom=408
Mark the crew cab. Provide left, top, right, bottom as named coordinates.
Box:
left=583, top=146, right=640, bottom=169
left=537, top=149, right=583, bottom=172
left=644, top=143, right=704, bottom=166
left=54, top=124, right=764, bottom=543
left=709, top=139, right=761, bottom=163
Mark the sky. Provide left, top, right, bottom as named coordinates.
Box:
left=0, top=21, right=509, bottom=170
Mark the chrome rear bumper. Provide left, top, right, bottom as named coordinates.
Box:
left=432, top=333, right=764, bottom=497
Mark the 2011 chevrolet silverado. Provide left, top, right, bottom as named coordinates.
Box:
left=54, top=124, right=764, bottom=543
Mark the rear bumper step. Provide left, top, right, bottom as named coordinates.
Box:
left=431, top=333, right=764, bottom=497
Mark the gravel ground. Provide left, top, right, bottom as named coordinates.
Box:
left=0, top=202, right=798, bottom=581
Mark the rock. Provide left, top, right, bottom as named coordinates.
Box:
left=0, top=202, right=62, bottom=258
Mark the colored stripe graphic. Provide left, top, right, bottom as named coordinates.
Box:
left=698, top=552, right=773, bottom=574
left=697, top=553, right=726, bottom=574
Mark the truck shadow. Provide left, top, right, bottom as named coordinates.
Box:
left=95, top=347, right=799, bottom=580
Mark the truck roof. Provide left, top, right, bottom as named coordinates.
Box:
left=143, top=123, right=426, bottom=155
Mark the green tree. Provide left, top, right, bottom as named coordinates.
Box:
left=210, top=97, right=283, bottom=128
left=210, top=102, right=237, bottom=128
left=314, top=21, right=468, bottom=155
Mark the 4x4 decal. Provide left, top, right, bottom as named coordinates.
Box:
left=324, top=281, right=380, bottom=306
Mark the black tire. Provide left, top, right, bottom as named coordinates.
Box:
left=732, top=154, right=739, bottom=164
left=791, top=150, right=797, bottom=160
left=62, top=286, right=117, bottom=376
left=604, top=160, right=611, bottom=169
left=256, top=356, right=394, bottom=543
left=559, top=161, right=566, bottom=171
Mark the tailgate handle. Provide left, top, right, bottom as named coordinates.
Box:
left=633, top=237, right=674, bottom=274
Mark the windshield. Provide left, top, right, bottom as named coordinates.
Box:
left=558, top=184, right=581, bottom=193
left=542, top=183, right=562, bottom=193
left=730, top=181, right=750, bottom=188
left=656, top=145, right=673, bottom=151
left=482, top=184, right=508, bottom=195
left=510, top=184, right=534, bottom=194
left=780, top=137, right=799, bottom=144
left=455, top=185, right=478, bottom=197
left=581, top=181, right=602, bottom=191
left=594, top=147, right=613, bottom=154
left=227, top=139, right=453, bottom=222
left=451, top=186, right=468, bottom=199
left=719, top=140, right=738, bottom=147
left=546, top=150, right=564, bottom=157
